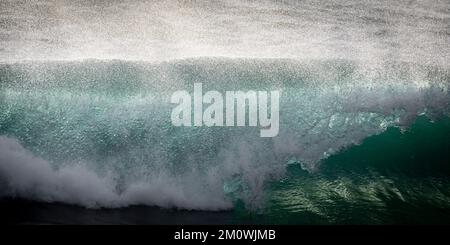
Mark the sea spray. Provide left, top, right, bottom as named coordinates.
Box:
left=0, top=58, right=449, bottom=210
left=170, top=83, right=280, bottom=137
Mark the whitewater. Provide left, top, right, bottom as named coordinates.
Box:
left=0, top=0, right=449, bottom=214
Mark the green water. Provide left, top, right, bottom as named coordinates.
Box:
left=233, top=116, right=450, bottom=224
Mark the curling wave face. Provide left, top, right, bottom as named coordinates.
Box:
left=0, top=58, right=449, bottom=210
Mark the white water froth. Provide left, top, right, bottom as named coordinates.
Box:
left=0, top=136, right=233, bottom=209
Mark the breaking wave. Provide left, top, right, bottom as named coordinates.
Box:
left=0, top=58, right=448, bottom=210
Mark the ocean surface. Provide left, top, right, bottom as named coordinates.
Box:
left=0, top=0, right=449, bottom=224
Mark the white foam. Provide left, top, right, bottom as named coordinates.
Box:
left=0, top=136, right=233, bottom=210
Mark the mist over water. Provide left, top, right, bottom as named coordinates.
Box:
left=0, top=0, right=449, bottom=216
left=0, top=0, right=448, bottom=65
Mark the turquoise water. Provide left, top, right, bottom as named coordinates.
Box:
left=257, top=116, right=450, bottom=224
left=0, top=59, right=449, bottom=224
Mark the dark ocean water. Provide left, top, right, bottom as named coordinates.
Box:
left=263, top=116, right=450, bottom=224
